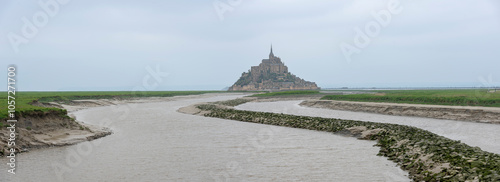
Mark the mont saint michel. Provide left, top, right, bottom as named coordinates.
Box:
left=3, top=1, right=500, bottom=182
left=228, top=46, right=319, bottom=91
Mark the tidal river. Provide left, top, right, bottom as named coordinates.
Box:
left=1, top=94, right=409, bottom=181
left=236, top=100, right=500, bottom=154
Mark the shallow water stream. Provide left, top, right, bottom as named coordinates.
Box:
left=236, top=100, right=500, bottom=154
left=1, top=95, right=409, bottom=181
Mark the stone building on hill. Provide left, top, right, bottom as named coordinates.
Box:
left=228, top=46, right=320, bottom=91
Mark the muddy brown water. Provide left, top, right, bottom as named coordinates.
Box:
left=236, top=100, right=500, bottom=154
left=1, top=95, right=409, bottom=181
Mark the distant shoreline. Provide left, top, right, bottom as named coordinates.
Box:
left=301, top=100, right=500, bottom=124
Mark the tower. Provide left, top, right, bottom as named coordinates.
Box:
left=269, top=44, right=274, bottom=59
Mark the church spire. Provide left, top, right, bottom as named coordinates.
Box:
left=269, top=44, right=274, bottom=58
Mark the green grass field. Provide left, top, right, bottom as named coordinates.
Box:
left=321, top=89, right=500, bottom=107
left=0, top=91, right=223, bottom=119
left=251, top=90, right=320, bottom=97
left=3, top=89, right=498, bottom=120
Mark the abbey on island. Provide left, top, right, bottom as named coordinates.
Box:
left=229, top=46, right=319, bottom=91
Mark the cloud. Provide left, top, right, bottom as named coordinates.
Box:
left=0, top=0, right=499, bottom=90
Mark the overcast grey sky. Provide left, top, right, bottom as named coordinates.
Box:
left=1, top=0, right=499, bottom=91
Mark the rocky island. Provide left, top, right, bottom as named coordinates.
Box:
left=228, top=46, right=319, bottom=91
